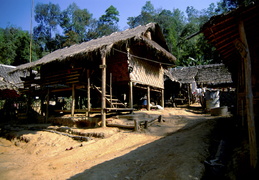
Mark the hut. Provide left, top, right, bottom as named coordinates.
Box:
left=0, top=64, right=26, bottom=121
left=164, top=64, right=233, bottom=108
left=201, top=3, right=259, bottom=169
left=12, top=23, right=176, bottom=127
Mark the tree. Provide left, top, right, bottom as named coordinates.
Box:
left=0, top=27, right=38, bottom=65
left=60, top=2, right=92, bottom=46
left=33, top=2, right=61, bottom=52
left=85, top=19, right=100, bottom=40
left=13, top=30, right=31, bottom=65
left=155, top=8, right=185, bottom=54
left=127, top=1, right=156, bottom=28
left=99, top=5, right=119, bottom=26
left=88, top=5, right=120, bottom=38
left=0, top=27, right=16, bottom=64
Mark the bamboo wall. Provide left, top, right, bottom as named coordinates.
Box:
left=129, top=57, right=164, bottom=89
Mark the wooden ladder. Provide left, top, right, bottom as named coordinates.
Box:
left=93, top=85, right=126, bottom=108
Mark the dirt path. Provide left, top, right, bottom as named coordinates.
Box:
left=0, top=106, right=219, bottom=180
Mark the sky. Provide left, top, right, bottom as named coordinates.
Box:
left=0, top=0, right=219, bottom=31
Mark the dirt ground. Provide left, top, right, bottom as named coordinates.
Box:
left=0, top=104, right=227, bottom=180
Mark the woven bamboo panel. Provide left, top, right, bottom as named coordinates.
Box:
left=129, top=58, right=163, bottom=88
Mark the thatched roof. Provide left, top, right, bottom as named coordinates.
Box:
left=200, top=3, right=259, bottom=80
left=0, top=64, right=25, bottom=90
left=165, top=64, right=233, bottom=85
left=13, top=23, right=176, bottom=72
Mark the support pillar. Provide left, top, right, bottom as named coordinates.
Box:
left=238, top=20, right=257, bottom=168
left=45, top=88, right=50, bottom=121
left=71, top=84, right=75, bottom=117
left=129, top=81, right=133, bottom=108
left=87, top=70, right=91, bottom=113
left=101, top=55, right=107, bottom=127
left=161, top=89, right=164, bottom=108
left=147, top=86, right=150, bottom=111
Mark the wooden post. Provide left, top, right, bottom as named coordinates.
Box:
left=110, top=73, right=113, bottom=107
left=129, top=81, right=133, bottom=108
left=71, top=84, right=75, bottom=117
left=238, top=20, right=257, bottom=168
left=87, top=70, right=91, bottom=116
left=147, top=86, right=150, bottom=111
left=101, top=55, right=107, bottom=127
left=134, top=119, right=138, bottom=131
left=45, top=88, right=50, bottom=122
left=187, top=84, right=191, bottom=106
left=161, top=89, right=164, bottom=108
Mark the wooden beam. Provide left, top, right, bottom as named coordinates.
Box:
left=238, top=20, right=257, bottom=169
left=101, top=55, right=106, bottom=127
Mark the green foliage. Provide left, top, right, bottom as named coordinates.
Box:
left=127, top=1, right=227, bottom=66
left=2, top=0, right=245, bottom=67
left=95, top=5, right=120, bottom=37
left=0, top=27, right=39, bottom=65
left=127, top=1, right=156, bottom=28
left=34, top=2, right=61, bottom=52
left=60, top=2, right=92, bottom=46
left=99, top=5, right=119, bottom=25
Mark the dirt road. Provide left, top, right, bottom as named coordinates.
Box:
left=0, top=106, right=219, bottom=180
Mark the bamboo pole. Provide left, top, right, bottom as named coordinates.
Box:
left=238, top=20, right=257, bottom=168
left=101, top=56, right=107, bottom=127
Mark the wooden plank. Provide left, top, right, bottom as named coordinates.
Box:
left=44, top=67, right=82, bottom=78
left=54, top=109, right=87, bottom=113
left=107, top=123, right=135, bottom=129
left=238, top=20, right=257, bottom=169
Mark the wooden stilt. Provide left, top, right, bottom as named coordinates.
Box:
left=110, top=73, right=113, bottom=107
left=101, top=55, right=106, bottom=127
left=87, top=70, right=91, bottom=115
left=129, top=81, right=133, bottom=108
left=45, top=88, right=50, bottom=122
left=161, top=89, right=164, bottom=108
left=71, top=84, right=75, bottom=117
left=147, top=86, right=150, bottom=111
left=187, top=84, right=191, bottom=106
left=134, top=119, right=138, bottom=131
left=238, top=20, right=257, bottom=168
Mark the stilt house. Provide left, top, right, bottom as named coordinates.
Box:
left=0, top=64, right=26, bottom=121
left=13, top=23, right=176, bottom=126
left=164, top=64, right=233, bottom=107
left=201, top=3, right=259, bottom=169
